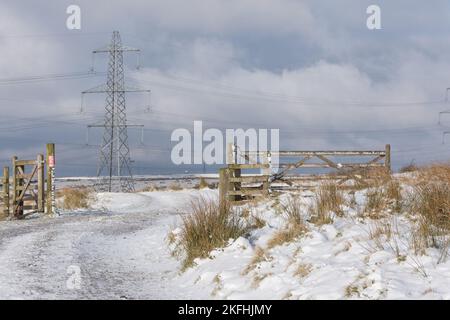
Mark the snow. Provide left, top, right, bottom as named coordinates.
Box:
left=0, top=180, right=449, bottom=300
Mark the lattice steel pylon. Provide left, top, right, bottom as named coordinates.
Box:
left=82, top=31, right=149, bottom=192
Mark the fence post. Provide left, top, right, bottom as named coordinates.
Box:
left=12, top=156, right=24, bottom=218
left=46, top=143, right=55, bottom=215
left=226, top=143, right=235, bottom=164
left=219, top=168, right=229, bottom=211
left=37, top=154, right=45, bottom=213
left=2, top=166, right=9, bottom=217
left=385, top=144, right=391, bottom=174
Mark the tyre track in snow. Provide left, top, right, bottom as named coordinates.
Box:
left=0, top=208, right=183, bottom=299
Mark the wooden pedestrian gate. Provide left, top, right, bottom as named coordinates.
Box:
left=11, top=155, right=45, bottom=218
left=1, top=143, right=56, bottom=219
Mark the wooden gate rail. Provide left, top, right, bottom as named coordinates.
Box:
left=238, top=144, right=391, bottom=186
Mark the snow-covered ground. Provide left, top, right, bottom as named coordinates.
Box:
left=176, top=191, right=450, bottom=299
left=0, top=181, right=449, bottom=300
left=0, top=189, right=215, bottom=299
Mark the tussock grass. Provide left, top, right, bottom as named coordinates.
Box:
left=194, top=177, right=209, bottom=189
left=267, top=196, right=308, bottom=248
left=399, top=162, right=418, bottom=173
left=178, top=197, right=250, bottom=270
left=139, top=183, right=162, bottom=192
left=362, top=178, right=403, bottom=217
left=309, top=183, right=344, bottom=225
left=281, top=195, right=304, bottom=226
left=364, top=188, right=386, bottom=216
left=395, top=164, right=450, bottom=262
left=58, top=187, right=92, bottom=210
left=243, top=246, right=267, bottom=275
left=294, top=263, right=312, bottom=278
left=168, top=182, right=183, bottom=191
left=410, top=181, right=450, bottom=262
left=409, top=163, right=450, bottom=187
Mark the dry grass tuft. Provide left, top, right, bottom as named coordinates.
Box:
left=243, top=246, right=268, bottom=275
left=267, top=196, right=308, bottom=248
left=399, top=162, right=419, bottom=173
left=309, top=182, right=344, bottom=225
left=58, top=187, right=93, bottom=210
left=364, top=188, right=386, bottom=217
left=194, top=177, right=209, bottom=189
left=178, top=197, right=250, bottom=270
left=267, top=226, right=306, bottom=249
left=168, top=182, right=183, bottom=191
left=139, top=184, right=162, bottom=192
left=409, top=181, right=450, bottom=262
left=281, top=195, right=304, bottom=225
left=294, top=263, right=312, bottom=278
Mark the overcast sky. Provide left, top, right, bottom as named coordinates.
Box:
left=1, top=0, right=450, bottom=176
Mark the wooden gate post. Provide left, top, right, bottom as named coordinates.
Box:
left=385, top=144, right=391, bottom=174
left=37, top=154, right=45, bottom=213
left=46, top=143, right=55, bottom=215
left=2, top=166, right=9, bottom=217
left=219, top=168, right=230, bottom=211
left=12, top=156, right=24, bottom=218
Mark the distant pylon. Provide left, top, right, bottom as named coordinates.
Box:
left=82, top=31, right=150, bottom=192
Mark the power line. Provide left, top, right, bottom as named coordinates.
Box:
left=0, top=71, right=104, bottom=86
left=128, top=72, right=444, bottom=108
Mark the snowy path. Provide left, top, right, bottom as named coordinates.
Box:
left=0, top=190, right=215, bottom=299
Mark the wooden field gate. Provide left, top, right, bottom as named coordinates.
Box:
left=219, top=144, right=391, bottom=205
left=1, top=143, right=56, bottom=219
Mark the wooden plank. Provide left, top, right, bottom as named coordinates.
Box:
left=15, top=160, right=37, bottom=166
left=277, top=151, right=386, bottom=156
left=228, top=163, right=270, bottom=169
left=228, top=189, right=266, bottom=196
left=15, top=173, right=34, bottom=179
left=278, top=163, right=384, bottom=169
left=229, top=176, right=269, bottom=183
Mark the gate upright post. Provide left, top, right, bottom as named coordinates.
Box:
left=37, top=154, right=45, bottom=213
left=219, top=168, right=230, bottom=212
left=46, top=143, right=55, bottom=215
left=385, top=144, right=391, bottom=174
left=2, top=166, right=9, bottom=217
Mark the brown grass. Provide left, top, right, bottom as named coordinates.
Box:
left=267, top=196, right=308, bottom=248
left=400, top=164, right=450, bottom=262
left=194, top=177, right=209, bottom=189
left=293, top=263, right=312, bottom=278
left=139, top=183, right=162, bottom=192
left=409, top=181, right=450, bottom=262
left=168, top=182, right=183, bottom=191
left=243, top=246, right=268, bottom=275
left=309, top=182, right=344, bottom=225
left=281, top=195, right=304, bottom=226
left=399, top=162, right=419, bottom=173
left=364, top=188, right=386, bottom=216
left=178, top=197, right=250, bottom=270
left=58, top=187, right=92, bottom=210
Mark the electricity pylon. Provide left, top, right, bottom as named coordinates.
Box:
left=82, top=31, right=150, bottom=192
